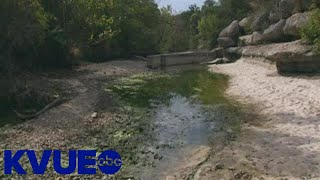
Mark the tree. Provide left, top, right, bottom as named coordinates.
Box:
left=158, top=5, right=175, bottom=53
left=0, top=0, right=49, bottom=70
left=196, top=0, right=250, bottom=49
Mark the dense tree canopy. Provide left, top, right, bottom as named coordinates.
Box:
left=0, top=0, right=256, bottom=71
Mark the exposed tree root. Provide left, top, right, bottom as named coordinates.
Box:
left=14, top=98, right=64, bottom=120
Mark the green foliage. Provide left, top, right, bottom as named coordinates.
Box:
left=0, top=0, right=258, bottom=71
left=0, top=0, right=49, bottom=62
left=1, top=0, right=163, bottom=69
left=157, top=4, right=201, bottom=53
left=37, top=28, right=69, bottom=68
left=218, top=0, right=250, bottom=19
left=196, top=0, right=250, bottom=49
left=249, top=0, right=277, bottom=13
left=301, top=8, right=320, bottom=54
left=0, top=0, right=49, bottom=47
left=198, top=14, right=221, bottom=48
left=310, top=0, right=320, bottom=10
left=82, top=0, right=161, bottom=59
left=157, top=6, right=175, bottom=53
left=111, top=0, right=160, bottom=55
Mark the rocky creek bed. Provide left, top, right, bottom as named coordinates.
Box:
left=105, top=68, right=244, bottom=179
left=1, top=59, right=317, bottom=180
left=0, top=61, right=247, bottom=180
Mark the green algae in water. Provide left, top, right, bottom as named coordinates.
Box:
left=104, top=69, right=244, bottom=170
left=107, top=69, right=230, bottom=107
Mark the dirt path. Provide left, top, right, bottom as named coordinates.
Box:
left=197, top=58, right=320, bottom=180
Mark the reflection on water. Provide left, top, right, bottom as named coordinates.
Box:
left=153, top=94, right=214, bottom=146
left=112, top=68, right=242, bottom=179
left=137, top=94, right=216, bottom=179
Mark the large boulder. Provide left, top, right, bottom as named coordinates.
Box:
left=269, top=10, right=281, bottom=24
left=279, top=0, right=296, bottom=19
left=252, top=31, right=264, bottom=45
left=239, top=16, right=255, bottom=35
left=239, top=35, right=253, bottom=46
left=224, top=47, right=242, bottom=61
left=269, top=0, right=311, bottom=23
left=239, top=17, right=250, bottom=29
left=217, top=37, right=236, bottom=48
left=240, top=40, right=313, bottom=60
left=283, top=12, right=310, bottom=37
left=251, top=12, right=270, bottom=31
left=239, top=31, right=264, bottom=46
left=263, top=19, right=286, bottom=42
left=276, top=52, right=320, bottom=73
left=219, top=20, right=240, bottom=38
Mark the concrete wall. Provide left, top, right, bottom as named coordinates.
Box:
left=147, top=51, right=217, bottom=69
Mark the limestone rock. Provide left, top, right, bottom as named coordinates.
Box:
left=263, top=19, right=286, bottom=42
left=224, top=47, right=241, bottom=61
left=239, top=17, right=250, bottom=29
left=239, top=35, right=253, bottom=46
left=91, top=112, right=98, bottom=118
left=217, top=37, right=236, bottom=48
left=219, top=20, right=240, bottom=38
left=240, top=40, right=312, bottom=60
left=239, top=31, right=264, bottom=46
left=269, top=10, right=281, bottom=24
left=283, top=12, right=310, bottom=37
left=239, top=17, right=254, bottom=33
left=251, top=12, right=270, bottom=31
left=279, top=0, right=296, bottom=19
left=276, top=52, right=320, bottom=73
left=252, top=31, right=264, bottom=45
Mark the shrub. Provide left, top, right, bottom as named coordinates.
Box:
left=0, top=0, right=49, bottom=71
left=36, top=28, right=69, bottom=69
left=301, top=8, right=320, bottom=54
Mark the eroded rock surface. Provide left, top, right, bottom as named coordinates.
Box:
left=284, top=12, right=310, bottom=37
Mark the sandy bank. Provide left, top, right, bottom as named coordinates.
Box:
left=200, top=58, right=320, bottom=179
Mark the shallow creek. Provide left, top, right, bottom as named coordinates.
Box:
left=107, top=66, right=243, bottom=179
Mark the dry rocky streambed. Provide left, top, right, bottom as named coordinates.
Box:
left=0, top=60, right=319, bottom=180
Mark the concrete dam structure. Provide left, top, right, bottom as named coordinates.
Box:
left=147, top=51, right=217, bottom=69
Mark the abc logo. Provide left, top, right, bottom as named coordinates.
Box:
left=98, top=150, right=122, bottom=174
